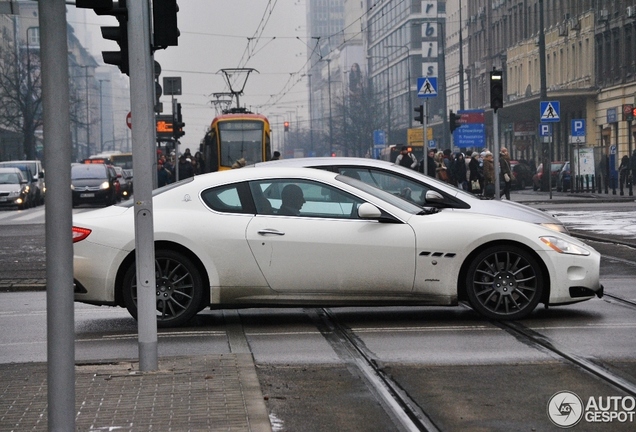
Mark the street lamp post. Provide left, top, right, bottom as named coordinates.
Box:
left=367, top=55, right=390, bottom=145
left=99, top=79, right=110, bottom=153
left=385, top=44, right=412, bottom=128
left=325, top=58, right=333, bottom=155
left=25, top=27, right=39, bottom=159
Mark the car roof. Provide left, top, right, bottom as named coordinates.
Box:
left=0, top=167, right=23, bottom=174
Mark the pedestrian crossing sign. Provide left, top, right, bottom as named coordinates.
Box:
left=540, top=101, right=560, bottom=122
left=417, top=77, right=438, bottom=98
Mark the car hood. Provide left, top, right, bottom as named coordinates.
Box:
left=0, top=184, right=22, bottom=193
left=469, top=198, right=565, bottom=230
left=72, top=178, right=109, bottom=187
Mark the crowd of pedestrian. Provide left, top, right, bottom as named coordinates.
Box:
left=397, top=146, right=514, bottom=199
left=157, top=148, right=206, bottom=187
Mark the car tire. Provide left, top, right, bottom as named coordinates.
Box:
left=122, top=249, right=204, bottom=327
left=465, top=245, right=543, bottom=320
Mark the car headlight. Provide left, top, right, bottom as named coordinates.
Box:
left=540, top=236, right=590, bottom=256
left=99, top=181, right=110, bottom=190
left=540, top=222, right=569, bottom=234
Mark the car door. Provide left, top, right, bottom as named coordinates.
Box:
left=245, top=178, right=417, bottom=294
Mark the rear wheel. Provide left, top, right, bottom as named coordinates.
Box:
left=465, top=245, right=543, bottom=320
left=123, top=249, right=204, bottom=327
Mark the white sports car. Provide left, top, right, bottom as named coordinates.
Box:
left=73, top=167, right=603, bottom=327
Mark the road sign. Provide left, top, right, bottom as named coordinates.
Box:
left=540, top=101, right=560, bottom=122
left=606, top=107, right=618, bottom=124
left=126, top=111, right=132, bottom=129
left=454, top=123, right=485, bottom=148
left=571, top=119, right=585, bottom=136
left=417, top=77, right=438, bottom=98
left=373, top=129, right=386, bottom=145
left=539, top=123, right=552, bottom=136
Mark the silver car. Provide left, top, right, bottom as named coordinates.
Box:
left=254, top=157, right=567, bottom=233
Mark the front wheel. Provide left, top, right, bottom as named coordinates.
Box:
left=122, top=250, right=204, bottom=327
left=465, top=245, right=543, bottom=320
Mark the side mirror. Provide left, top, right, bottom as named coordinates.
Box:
left=424, top=190, right=445, bottom=204
left=357, top=202, right=382, bottom=219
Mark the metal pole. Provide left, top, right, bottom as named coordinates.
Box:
left=327, top=59, right=333, bottom=155
left=38, top=0, right=75, bottom=429
left=85, top=66, right=90, bottom=155
left=423, top=99, right=429, bottom=176
left=129, top=0, right=158, bottom=371
left=386, top=60, right=390, bottom=145
left=99, top=80, right=104, bottom=152
left=308, top=73, right=314, bottom=155
left=458, top=0, right=465, bottom=111
left=493, top=110, right=501, bottom=199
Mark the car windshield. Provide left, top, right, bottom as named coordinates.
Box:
left=0, top=163, right=31, bottom=181
left=0, top=172, right=21, bottom=184
left=336, top=174, right=423, bottom=214
left=72, top=165, right=106, bottom=180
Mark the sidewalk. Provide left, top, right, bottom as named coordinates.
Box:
left=0, top=354, right=272, bottom=431
left=509, top=188, right=636, bottom=204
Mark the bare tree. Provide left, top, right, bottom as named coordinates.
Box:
left=0, top=45, right=43, bottom=160
left=332, top=81, right=386, bottom=157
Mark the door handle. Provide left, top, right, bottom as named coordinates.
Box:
left=257, top=229, right=285, bottom=236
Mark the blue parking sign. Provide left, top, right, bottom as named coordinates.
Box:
left=571, top=119, right=585, bottom=137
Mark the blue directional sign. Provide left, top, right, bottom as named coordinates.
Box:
left=540, top=101, right=560, bottom=122
left=454, top=123, right=485, bottom=148
left=539, top=123, right=552, bottom=137
left=373, top=129, right=386, bottom=145
left=417, top=77, right=438, bottom=98
left=571, top=119, right=585, bottom=137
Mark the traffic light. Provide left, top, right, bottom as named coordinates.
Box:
left=284, top=121, right=290, bottom=132
left=77, top=0, right=129, bottom=75
left=414, top=105, right=424, bottom=124
left=153, top=0, right=180, bottom=49
left=173, top=102, right=185, bottom=138
left=449, top=110, right=461, bottom=133
left=490, top=69, right=504, bottom=112
left=633, top=106, right=636, bottom=121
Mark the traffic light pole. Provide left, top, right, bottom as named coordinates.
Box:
left=493, top=110, right=501, bottom=199
left=129, top=0, right=158, bottom=371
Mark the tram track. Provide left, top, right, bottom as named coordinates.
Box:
left=495, top=319, right=636, bottom=397
left=308, top=307, right=439, bottom=432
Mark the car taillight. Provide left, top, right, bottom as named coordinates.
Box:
left=72, top=227, right=92, bottom=243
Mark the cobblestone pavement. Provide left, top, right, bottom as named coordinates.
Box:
left=0, top=354, right=271, bottom=431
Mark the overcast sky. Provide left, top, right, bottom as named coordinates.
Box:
left=68, top=0, right=309, bottom=149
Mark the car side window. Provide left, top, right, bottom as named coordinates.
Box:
left=201, top=183, right=250, bottom=214
left=337, top=167, right=428, bottom=207
left=251, top=179, right=364, bottom=219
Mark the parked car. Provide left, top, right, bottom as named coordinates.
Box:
left=556, top=161, right=571, bottom=192
left=72, top=167, right=602, bottom=327
left=253, top=157, right=568, bottom=233
left=509, top=160, right=533, bottom=190
left=532, top=161, right=566, bottom=190
left=71, top=163, right=118, bottom=207
left=119, top=168, right=134, bottom=199
left=0, top=167, right=32, bottom=210
left=0, top=160, right=45, bottom=205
